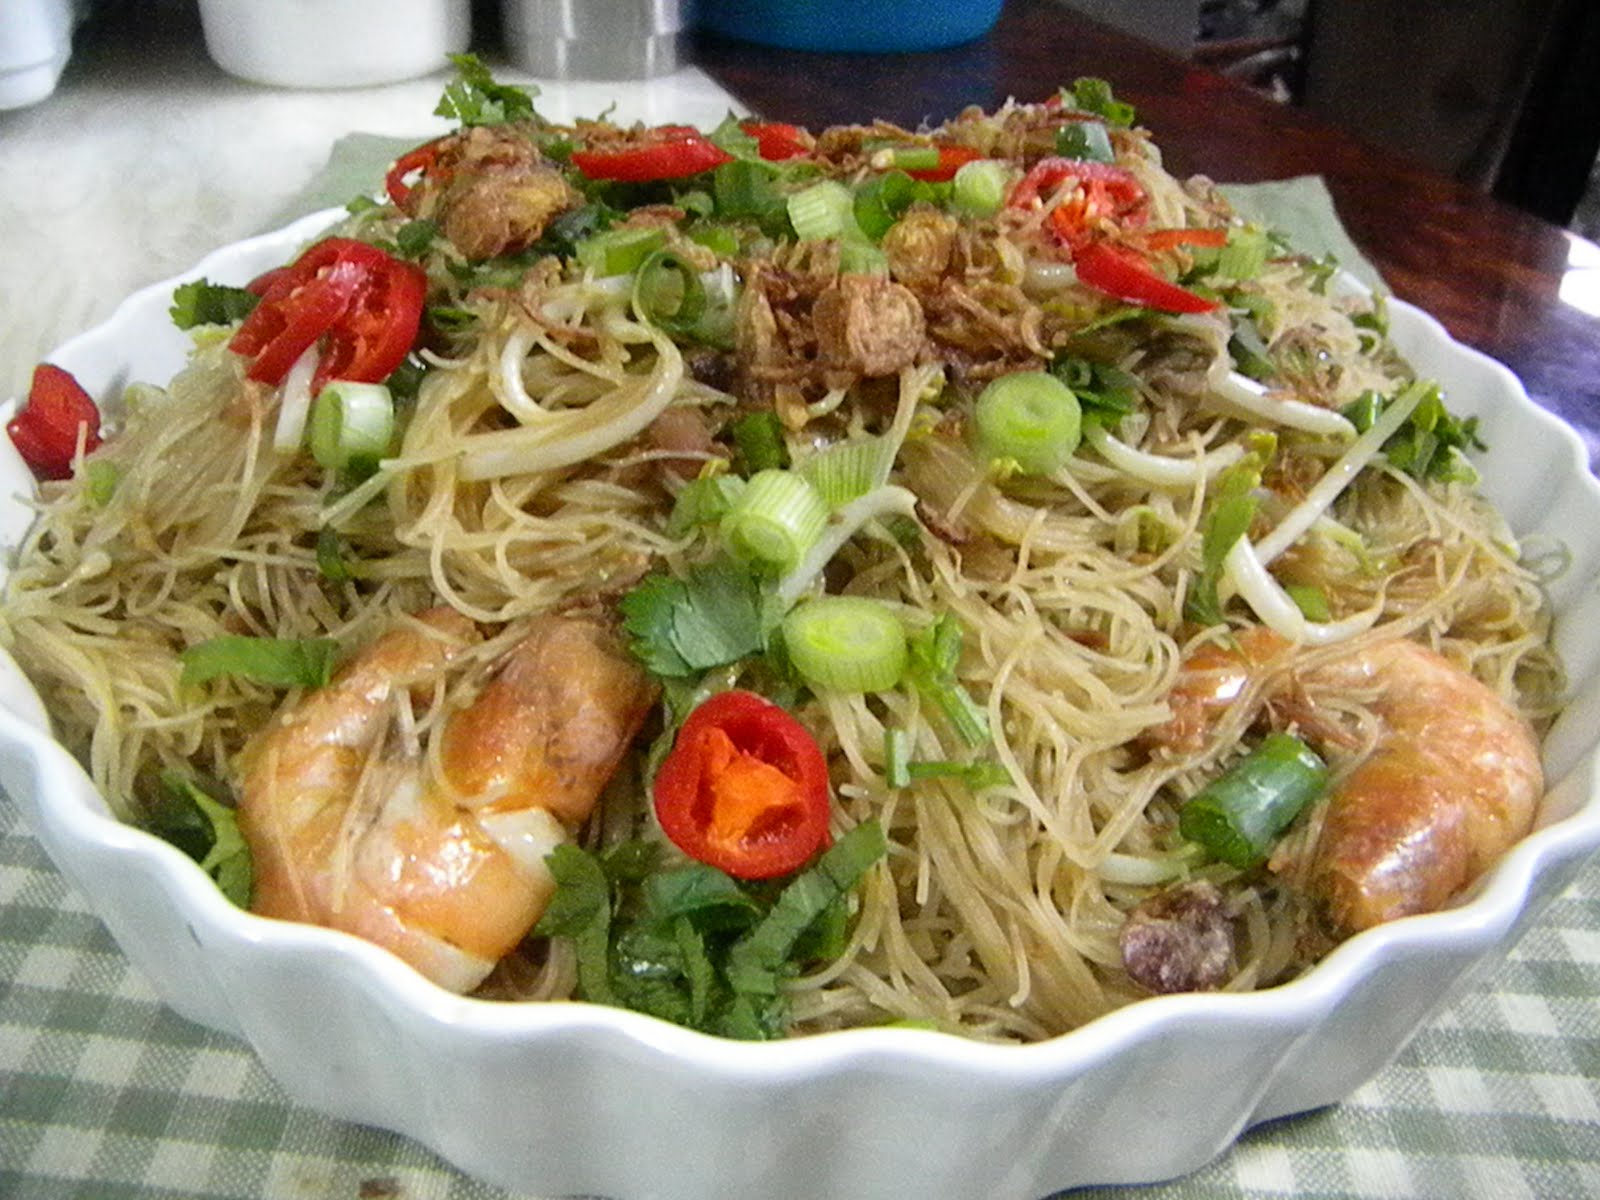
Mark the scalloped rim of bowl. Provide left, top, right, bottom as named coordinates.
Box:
left=4, top=211, right=1599, bottom=1199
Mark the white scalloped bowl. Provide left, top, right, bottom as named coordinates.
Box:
left=4, top=211, right=1600, bottom=1200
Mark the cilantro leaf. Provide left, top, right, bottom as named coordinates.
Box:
left=534, top=843, right=617, bottom=1006
left=434, top=53, right=538, bottom=127
left=169, top=279, right=259, bottom=330
left=618, top=558, right=765, bottom=679
left=150, top=773, right=252, bottom=906
left=1064, top=78, right=1136, bottom=128
left=179, top=636, right=339, bottom=691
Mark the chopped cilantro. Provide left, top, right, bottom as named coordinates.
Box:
left=169, top=279, right=259, bottom=330
left=1063, top=78, right=1136, bottom=128
left=618, top=557, right=765, bottom=679
left=148, top=772, right=252, bottom=907
left=179, top=636, right=339, bottom=690
left=434, top=53, right=539, bottom=127
left=534, top=822, right=887, bottom=1039
left=1341, top=383, right=1485, bottom=484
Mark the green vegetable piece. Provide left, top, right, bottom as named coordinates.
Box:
left=721, top=469, right=829, bottom=572
left=85, top=461, right=119, bottom=507
left=951, top=159, right=1013, bottom=217
left=1055, top=121, right=1115, bottom=163
left=435, top=53, right=539, bottom=127
left=725, top=820, right=888, bottom=995
left=618, top=557, right=765, bottom=679
left=633, top=249, right=708, bottom=336
left=1185, top=463, right=1261, bottom=627
left=179, top=636, right=339, bottom=690
left=730, top=410, right=789, bottom=473
left=1179, top=732, right=1328, bottom=869
left=787, top=180, right=857, bottom=242
left=782, top=596, right=908, bottom=694
left=1285, top=583, right=1332, bottom=622
left=576, top=225, right=668, bottom=277
left=169, top=279, right=259, bottom=330
left=309, top=381, right=395, bottom=474
left=905, top=613, right=989, bottom=747
left=154, top=773, right=252, bottom=907
left=666, top=473, right=747, bottom=538
left=974, top=370, right=1083, bottom=475
left=1065, top=78, right=1136, bottom=127
left=534, top=843, right=618, bottom=1006
left=393, top=219, right=438, bottom=259
left=315, top=526, right=353, bottom=583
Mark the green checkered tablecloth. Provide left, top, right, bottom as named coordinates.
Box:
left=5, top=796, right=1599, bottom=1199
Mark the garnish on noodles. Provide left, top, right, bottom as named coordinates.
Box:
left=0, top=62, right=1564, bottom=1041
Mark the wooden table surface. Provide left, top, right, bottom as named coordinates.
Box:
left=691, top=0, right=1600, bottom=466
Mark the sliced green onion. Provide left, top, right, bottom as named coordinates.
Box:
left=973, top=371, right=1082, bottom=475
left=884, top=728, right=912, bottom=788
left=316, top=525, right=353, bottom=582
left=1284, top=583, right=1331, bottom=621
left=783, top=596, right=908, bottom=694
left=1178, top=732, right=1328, bottom=869
left=309, top=381, right=395, bottom=473
left=721, top=469, right=829, bottom=571
left=869, top=143, right=940, bottom=172
left=951, top=159, right=1013, bottom=217
left=786, top=180, right=857, bottom=242
left=838, top=238, right=888, bottom=276
left=633, top=249, right=707, bottom=335
left=799, top=438, right=892, bottom=508
left=179, top=636, right=339, bottom=690
left=905, top=613, right=989, bottom=748
left=688, top=223, right=742, bottom=258
left=1216, top=225, right=1270, bottom=281
left=85, top=461, right=119, bottom=507
left=575, top=225, right=668, bottom=277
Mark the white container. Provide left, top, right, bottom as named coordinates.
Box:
left=198, top=0, right=470, bottom=89
left=0, top=0, right=79, bottom=109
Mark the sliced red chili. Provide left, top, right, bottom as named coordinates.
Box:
left=1010, top=158, right=1148, bottom=245
left=385, top=138, right=449, bottom=213
left=1073, top=242, right=1219, bottom=314
left=1140, top=227, right=1230, bottom=252
left=228, top=237, right=426, bottom=390
left=571, top=126, right=734, bottom=183
left=905, top=144, right=984, bottom=183
left=741, top=121, right=810, bottom=162
left=7, top=363, right=101, bottom=481
left=653, top=689, right=833, bottom=880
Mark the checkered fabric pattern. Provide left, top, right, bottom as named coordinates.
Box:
left=4, top=796, right=1598, bottom=1199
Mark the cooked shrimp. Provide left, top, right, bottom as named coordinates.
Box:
left=237, top=608, right=657, bottom=992
left=1148, top=629, right=1543, bottom=934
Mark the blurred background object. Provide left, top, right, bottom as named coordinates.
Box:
left=1057, top=0, right=1600, bottom=240
left=503, top=0, right=688, bottom=79
left=696, top=0, right=1004, bottom=53
left=0, top=0, right=86, bottom=109
left=196, top=0, right=471, bottom=88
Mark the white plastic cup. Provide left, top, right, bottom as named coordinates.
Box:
left=198, top=0, right=471, bottom=89
left=0, top=0, right=78, bottom=110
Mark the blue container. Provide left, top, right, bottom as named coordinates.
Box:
left=697, top=0, right=1003, bottom=53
